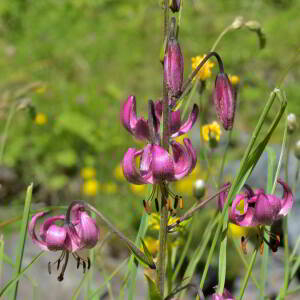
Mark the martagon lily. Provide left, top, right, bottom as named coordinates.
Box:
left=29, top=204, right=100, bottom=281
left=121, top=95, right=198, bottom=185
left=218, top=179, right=293, bottom=252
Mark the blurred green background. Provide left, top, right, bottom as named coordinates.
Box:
left=0, top=0, right=300, bottom=289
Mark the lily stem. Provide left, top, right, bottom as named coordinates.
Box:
left=157, top=0, right=169, bottom=296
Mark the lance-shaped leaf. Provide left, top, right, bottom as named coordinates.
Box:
left=145, top=274, right=163, bottom=300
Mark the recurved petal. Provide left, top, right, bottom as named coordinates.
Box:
left=122, top=148, right=150, bottom=184
left=45, top=224, right=68, bottom=251
left=140, top=144, right=154, bottom=183
left=230, top=194, right=258, bottom=226
left=28, top=212, right=50, bottom=251
left=120, top=95, right=137, bottom=134
left=218, top=182, right=231, bottom=211
left=171, top=104, right=199, bottom=138
left=73, top=207, right=100, bottom=248
left=152, top=145, right=175, bottom=182
left=254, top=193, right=281, bottom=225
left=277, top=178, right=293, bottom=218
left=169, top=110, right=181, bottom=135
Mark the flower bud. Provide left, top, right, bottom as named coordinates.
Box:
left=193, top=179, right=206, bottom=199
left=295, top=140, right=300, bottom=160
left=169, top=0, right=180, bottom=12
left=287, top=113, right=297, bottom=134
left=164, top=36, right=184, bottom=98
left=231, top=16, right=244, bottom=29
left=214, top=73, right=236, bottom=130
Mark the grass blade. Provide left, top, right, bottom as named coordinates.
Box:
left=0, top=235, right=4, bottom=283
left=127, top=212, right=149, bottom=300
left=0, top=251, right=44, bottom=298
left=89, top=259, right=128, bottom=299
left=11, top=183, right=33, bottom=300
left=238, top=249, right=258, bottom=300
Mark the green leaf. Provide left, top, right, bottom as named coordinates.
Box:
left=11, top=183, right=33, bottom=300
left=145, top=274, right=163, bottom=300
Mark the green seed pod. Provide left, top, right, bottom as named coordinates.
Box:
left=193, top=179, right=206, bottom=199
left=295, top=140, right=300, bottom=160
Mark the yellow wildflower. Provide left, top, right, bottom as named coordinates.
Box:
left=191, top=55, right=215, bottom=81
left=201, top=121, right=221, bottom=142
left=148, top=213, right=180, bottom=231
left=228, top=223, right=258, bottom=239
left=80, top=167, right=96, bottom=179
left=130, top=184, right=146, bottom=196
left=35, top=112, right=47, bottom=125
left=175, top=133, right=188, bottom=145
left=142, top=237, right=159, bottom=256
left=102, top=182, right=117, bottom=194
left=229, top=75, right=240, bottom=86
left=35, top=85, right=47, bottom=94
left=114, top=164, right=125, bottom=181
left=82, top=179, right=99, bottom=196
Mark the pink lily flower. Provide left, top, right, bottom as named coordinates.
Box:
left=29, top=204, right=100, bottom=281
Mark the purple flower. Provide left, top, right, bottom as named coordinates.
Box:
left=164, top=36, right=184, bottom=98
left=120, top=96, right=198, bottom=185
left=29, top=204, right=100, bottom=281
left=219, top=179, right=293, bottom=227
left=214, top=73, right=236, bottom=130
left=212, top=289, right=235, bottom=300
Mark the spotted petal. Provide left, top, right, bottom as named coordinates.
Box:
left=122, top=148, right=151, bottom=184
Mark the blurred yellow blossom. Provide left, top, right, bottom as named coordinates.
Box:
left=148, top=213, right=180, bottom=231
left=130, top=184, right=146, bottom=196
left=35, top=112, right=47, bottom=125
left=80, top=167, right=96, bottom=179
left=191, top=55, right=215, bottom=81
left=102, top=182, right=117, bottom=194
left=142, top=237, right=159, bottom=256
left=229, top=74, right=240, bottom=86
left=82, top=179, right=99, bottom=196
left=228, top=223, right=257, bottom=239
left=35, top=85, right=47, bottom=94
left=175, top=133, right=188, bottom=145
left=114, top=164, right=125, bottom=181
left=175, top=164, right=204, bottom=196
left=201, top=121, right=221, bottom=142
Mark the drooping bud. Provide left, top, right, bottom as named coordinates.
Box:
left=164, top=20, right=184, bottom=99
left=287, top=113, right=297, bottom=134
left=295, top=140, right=300, bottom=160
left=169, top=0, right=180, bottom=12
left=193, top=179, right=206, bottom=199
left=214, top=73, right=236, bottom=130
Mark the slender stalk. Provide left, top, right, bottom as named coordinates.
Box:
left=167, top=185, right=230, bottom=231
left=157, top=0, right=169, bottom=295
left=181, top=52, right=224, bottom=95
left=218, top=130, right=232, bottom=188
left=0, top=102, right=17, bottom=163
left=210, top=26, right=232, bottom=52
left=292, top=159, right=300, bottom=194
left=232, top=239, right=260, bottom=290
left=238, top=249, right=258, bottom=300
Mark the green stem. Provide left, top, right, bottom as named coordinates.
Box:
left=181, top=79, right=198, bottom=119
left=157, top=0, right=169, bottom=296
left=232, top=239, right=260, bottom=290
left=292, top=159, right=300, bottom=194
left=238, top=249, right=258, bottom=300
left=0, top=102, right=17, bottom=164
left=210, top=26, right=232, bottom=52
left=218, top=130, right=232, bottom=188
